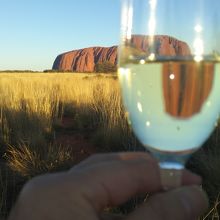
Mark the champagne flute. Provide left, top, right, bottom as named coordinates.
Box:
left=118, top=0, right=220, bottom=189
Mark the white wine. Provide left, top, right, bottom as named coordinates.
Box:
left=118, top=60, right=220, bottom=153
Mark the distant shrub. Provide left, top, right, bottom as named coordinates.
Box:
left=43, top=69, right=75, bottom=73
left=43, top=69, right=58, bottom=73
left=0, top=70, right=39, bottom=73
left=95, top=61, right=117, bottom=73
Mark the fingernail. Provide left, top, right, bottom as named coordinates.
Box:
left=182, top=170, right=203, bottom=185
left=176, top=186, right=209, bottom=219
left=192, top=174, right=202, bottom=185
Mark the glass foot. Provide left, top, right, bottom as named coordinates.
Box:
left=159, top=162, right=183, bottom=190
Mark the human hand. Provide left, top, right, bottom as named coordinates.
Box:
left=8, top=152, right=208, bottom=220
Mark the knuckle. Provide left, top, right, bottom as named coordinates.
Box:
left=21, top=175, right=48, bottom=196
left=147, top=192, right=189, bottom=220
left=147, top=194, right=170, bottom=220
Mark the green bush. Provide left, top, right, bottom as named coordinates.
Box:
left=95, top=61, right=117, bottom=73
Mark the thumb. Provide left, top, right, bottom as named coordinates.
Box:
left=100, top=213, right=124, bottom=220
left=126, top=185, right=209, bottom=220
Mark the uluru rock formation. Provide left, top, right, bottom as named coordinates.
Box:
left=52, top=35, right=191, bottom=72
left=52, top=46, right=117, bottom=72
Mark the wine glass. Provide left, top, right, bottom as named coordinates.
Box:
left=118, top=0, right=220, bottom=189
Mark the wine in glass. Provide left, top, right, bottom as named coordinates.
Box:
left=118, top=0, right=220, bottom=188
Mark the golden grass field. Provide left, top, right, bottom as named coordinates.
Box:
left=0, top=72, right=219, bottom=219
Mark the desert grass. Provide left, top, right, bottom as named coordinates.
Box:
left=0, top=73, right=131, bottom=149
left=0, top=72, right=135, bottom=217
left=0, top=72, right=219, bottom=219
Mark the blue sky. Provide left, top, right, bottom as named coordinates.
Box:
left=0, top=0, right=219, bottom=71
left=0, top=0, right=121, bottom=71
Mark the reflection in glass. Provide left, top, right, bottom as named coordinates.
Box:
left=163, top=62, right=214, bottom=118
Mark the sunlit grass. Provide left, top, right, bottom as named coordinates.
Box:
left=0, top=72, right=219, bottom=219
left=0, top=73, right=129, bottom=148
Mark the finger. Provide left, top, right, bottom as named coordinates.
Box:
left=100, top=213, right=124, bottom=220
left=72, top=152, right=154, bottom=170
left=126, top=185, right=209, bottom=220
left=71, top=152, right=201, bottom=186
left=182, top=169, right=202, bottom=185
left=70, top=157, right=160, bottom=211
left=69, top=156, right=201, bottom=212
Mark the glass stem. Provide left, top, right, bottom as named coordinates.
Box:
left=159, top=162, right=184, bottom=190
